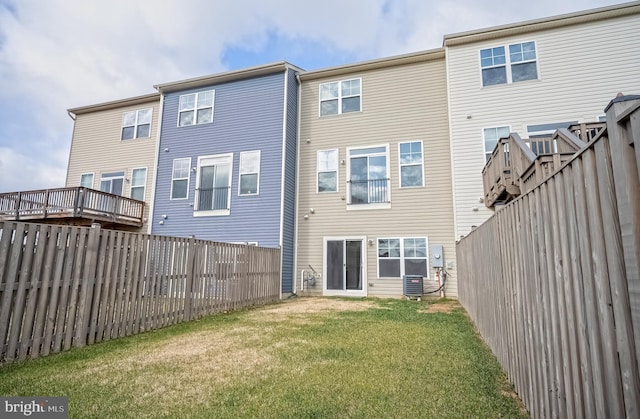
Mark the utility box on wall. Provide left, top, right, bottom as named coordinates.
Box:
left=430, top=244, right=444, bottom=269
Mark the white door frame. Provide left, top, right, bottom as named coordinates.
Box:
left=322, top=236, right=367, bottom=297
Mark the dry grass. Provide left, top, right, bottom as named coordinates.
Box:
left=421, top=299, right=462, bottom=314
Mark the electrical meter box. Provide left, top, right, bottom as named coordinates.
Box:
left=430, top=244, right=444, bottom=268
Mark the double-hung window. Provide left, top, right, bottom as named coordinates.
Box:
left=483, top=126, right=510, bottom=161
left=195, top=154, right=232, bottom=215
left=171, top=158, right=191, bottom=199
left=130, top=168, right=147, bottom=201
left=178, top=90, right=214, bottom=126
left=121, top=108, right=152, bottom=140
left=399, top=141, right=424, bottom=187
left=348, top=146, right=389, bottom=205
left=480, top=41, right=538, bottom=86
left=378, top=237, right=428, bottom=278
left=319, top=78, right=361, bottom=116
left=80, top=173, right=94, bottom=189
left=239, top=150, right=260, bottom=195
left=317, top=149, right=338, bottom=192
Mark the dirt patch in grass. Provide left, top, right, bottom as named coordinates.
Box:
left=421, top=299, right=461, bottom=314
left=247, top=297, right=376, bottom=321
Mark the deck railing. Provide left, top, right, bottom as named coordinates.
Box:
left=347, top=178, right=389, bottom=204
left=0, top=187, right=144, bottom=227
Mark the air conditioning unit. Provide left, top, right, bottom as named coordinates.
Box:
left=403, top=275, right=424, bottom=300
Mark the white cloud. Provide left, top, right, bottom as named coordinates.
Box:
left=0, top=0, right=624, bottom=192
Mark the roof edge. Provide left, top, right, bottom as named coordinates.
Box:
left=298, top=48, right=445, bottom=81
left=67, top=92, right=160, bottom=115
left=443, top=1, right=640, bottom=47
left=154, top=61, right=304, bottom=93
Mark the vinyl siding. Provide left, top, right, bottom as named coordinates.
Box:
left=296, top=57, right=457, bottom=298
left=447, top=13, right=640, bottom=237
left=65, top=98, right=160, bottom=232
left=151, top=72, right=287, bottom=248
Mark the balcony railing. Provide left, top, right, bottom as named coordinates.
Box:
left=347, top=178, right=389, bottom=204
left=196, top=186, right=230, bottom=211
left=0, top=187, right=144, bottom=228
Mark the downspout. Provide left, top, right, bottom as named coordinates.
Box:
left=147, top=92, right=165, bottom=234
left=278, top=67, right=290, bottom=300
left=292, top=72, right=302, bottom=296
left=64, top=111, right=78, bottom=187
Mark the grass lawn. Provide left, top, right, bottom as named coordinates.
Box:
left=0, top=297, right=528, bottom=418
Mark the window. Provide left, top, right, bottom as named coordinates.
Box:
left=130, top=168, right=147, bottom=201
left=80, top=173, right=94, bottom=189
left=239, top=150, right=260, bottom=195
left=319, top=78, right=361, bottom=116
left=100, top=171, right=124, bottom=195
left=178, top=90, right=214, bottom=126
left=378, top=237, right=428, bottom=278
left=525, top=121, right=578, bottom=155
left=171, top=158, right=191, bottom=199
left=348, top=146, right=389, bottom=205
left=121, top=108, right=152, bottom=140
left=317, top=149, right=338, bottom=192
left=195, top=154, right=232, bottom=215
left=483, top=126, right=510, bottom=161
left=399, top=141, right=423, bottom=187
left=480, top=41, right=537, bottom=86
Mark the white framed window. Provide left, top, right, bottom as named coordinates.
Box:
left=319, top=78, right=361, bottom=116
left=100, top=171, right=125, bottom=195
left=178, top=90, right=215, bottom=127
left=130, top=167, right=147, bottom=201
left=238, top=150, right=261, bottom=196
left=377, top=237, right=428, bottom=278
left=171, top=158, right=191, bottom=200
left=317, top=149, right=339, bottom=193
left=399, top=141, right=424, bottom=188
left=121, top=108, right=152, bottom=140
left=347, top=145, right=389, bottom=206
left=483, top=126, right=510, bottom=161
left=195, top=153, right=232, bottom=216
left=80, top=173, right=94, bottom=189
left=480, top=41, right=538, bottom=87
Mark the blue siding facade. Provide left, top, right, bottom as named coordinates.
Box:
left=152, top=69, right=298, bottom=292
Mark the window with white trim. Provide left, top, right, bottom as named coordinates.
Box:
left=483, top=126, right=510, bottom=161
left=80, top=173, right=94, bottom=189
left=121, top=108, right=152, bottom=140
left=195, top=154, right=232, bottom=215
left=399, top=141, right=423, bottom=187
left=100, top=171, right=124, bottom=195
left=348, top=145, right=389, bottom=205
left=377, top=237, right=428, bottom=278
left=319, top=78, right=361, bottom=116
left=239, top=150, right=260, bottom=195
left=480, top=41, right=538, bottom=86
left=171, top=158, right=191, bottom=199
left=317, top=149, right=338, bottom=192
left=178, top=90, right=214, bottom=126
left=130, top=168, right=147, bottom=201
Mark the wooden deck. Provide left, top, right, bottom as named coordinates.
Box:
left=0, top=187, right=144, bottom=229
left=482, top=122, right=605, bottom=208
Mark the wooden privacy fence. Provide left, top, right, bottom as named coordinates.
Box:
left=457, top=95, right=640, bottom=419
left=0, top=221, right=281, bottom=364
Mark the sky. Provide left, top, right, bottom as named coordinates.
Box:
left=0, top=0, right=626, bottom=193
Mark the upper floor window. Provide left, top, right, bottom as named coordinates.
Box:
left=399, top=141, right=424, bottom=188
left=171, top=158, right=191, bottom=200
left=377, top=237, right=428, bottom=278
left=80, top=173, right=94, bottom=189
left=130, top=168, right=147, bottom=201
left=317, top=149, right=339, bottom=193
left=480, top=41, right=538, bottom=87
left=348, top=145, right=389, bottom=205
left=239, top=150, right=261, bottom=196
left=121, top=108, right=152, bottom=140
left=195, top=154, right=232, bottom=216
left=178, top=90, right=214, bottom=127
left=319, top=78, right=361, bottom=116
left=483, top=126, right=510, bottom=161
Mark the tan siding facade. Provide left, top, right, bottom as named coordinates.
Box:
left=296, top=56, right=457, bottom=298
left=65, top=97, right=161, bottom=232
left=447, top=12, right=640, bottom=237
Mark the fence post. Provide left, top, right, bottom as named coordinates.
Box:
left=184, top=237, right=196, bottom=321
left=74, top=223, right=101, bottom=348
